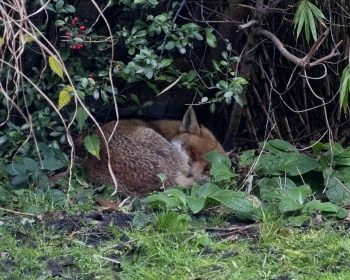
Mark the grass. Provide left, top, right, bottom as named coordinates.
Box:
left=1, top=190, right=350, bottom=279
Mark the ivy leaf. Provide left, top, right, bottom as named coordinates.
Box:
left=49, top=55, right=64, bottom=79
left=84, top=134, right=101, bottom=159
left=58, top=85, right=73, bottom=110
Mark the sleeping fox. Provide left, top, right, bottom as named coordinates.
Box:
left=82, top=108, right=225, bottom=195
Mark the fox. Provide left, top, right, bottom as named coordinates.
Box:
left=81, top=107, right=225, bottom=196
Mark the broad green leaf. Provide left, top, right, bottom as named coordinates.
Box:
left=5, top=162, right=27, bottom=176
left=209, top=190, right=257, bottom=213
left=76, top=107, right=88, bottom=131
left=258, top=177, right=296, bottom=201
left=204, top=151, right=232, bottom=168
left=287, top=215, right=310, bottom=227
left=186, top=196, right=206, bottom=214
left=210, top=162, right=234, bottom=182
left=48, top=55, right=64, bottom=79
left=191, top=183, right=221, bottom=198
left=46, top=189, right=66, bottom=205
left=165, top=188, right=188, bottom=207
left=84, top=134, right=101, bottom=160
left=58, top=85, right=73, bottom=110
left=239, top=149, right=255, bottom=167
left=264, top=139, right=297, bottom=153
left=281, top=152, right=318, bottom=176
left=22, top=157, right=39, bottom=172
left=279, top=185, right=312, bottom=213
left=325, top=171, right=350, bottom=206
left=42, top=157, right=66, bottom=171
left=302, top=200, right=339, bottom=214
left=11, top=174, right=29, bottom=187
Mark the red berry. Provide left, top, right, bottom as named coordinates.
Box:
left=79, top=26, right=86, bottom=31
left=65, top=32, right=71, bottom=37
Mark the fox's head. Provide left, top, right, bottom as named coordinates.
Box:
left=173, top=107, right=225, bottom=181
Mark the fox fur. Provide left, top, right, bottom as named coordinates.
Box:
left=81, top=108, right=225, bottom=196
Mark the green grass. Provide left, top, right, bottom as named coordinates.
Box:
left=1, top=190, right=350, bottom=279
left=1, top=208, right=350, bottom=280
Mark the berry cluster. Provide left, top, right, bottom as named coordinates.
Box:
left=64, top=16, right=87, bottom=51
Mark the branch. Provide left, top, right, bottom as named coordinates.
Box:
left=256, top=29, right=342, bottom=68
left=238, top=19, right=259, bottom=30
left=304, top=28, right=330, bottom=64
left=257, top=29, right=306, bottom=66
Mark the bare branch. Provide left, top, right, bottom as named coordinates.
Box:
left=257, top=29, right=342, bottom=68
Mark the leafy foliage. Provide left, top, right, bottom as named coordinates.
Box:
left=340, top=65, right=350, bottom=111
left=294, top=0, right=326, bottom=42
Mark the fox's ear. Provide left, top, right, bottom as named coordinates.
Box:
left=180, top=107, right=200, bottom=135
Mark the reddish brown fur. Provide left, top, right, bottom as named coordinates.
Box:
left=82, top=108, right=225, bottom=196
left=82, top=119, right=194, bottom=196
left=150, top=108, right=225, bottom=177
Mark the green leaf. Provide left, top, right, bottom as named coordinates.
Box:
left=302, top=200, right=339, bottom=215
left=76, top=107, right=88, bottom=131
left=0, top=186, right=14, bottom=204
left=64, top=5, right=76, bottom=13
left=264, top=139, right=297, bottom=153
left=186, top=196, right=206, bottom=214
left=340, top=66, right=350, bottom=111
left=55, top=20, right=66, bottom=27
left=307, top=6, right=317, bottom=42
left=258, top=177, right=297, bottom=201
left=295, top=1, right=307, bottom=39
left=11, top=174, right=29, bottom=187
left=191, top=183, right=221, bottom=198
left=239, top=149, right=255, bottom=167
left=281, top=152, right=318, bottom=176
left=204, top=151, right=232, bottom=168
left=5, top=162, right=27, bottom=176
left=84, top=134, right=101, bottom=160
left=210, top=162, right=234, bottom=182
left=205, top=28, right=217, bottom=48
left=22, top=158, right=39, bottom=172
left=158, top=58, right=173, bottom=68
left=287, top=215, right=310, bottom=227
left=325, top=171, right=350, bottom=206
left=49, top=55, right=64, bottom=80
left=210, top=190, right=257, bottom=213
left=58, top=85, right=73, bottom=110
left=278, top=185, right=312, bottom=213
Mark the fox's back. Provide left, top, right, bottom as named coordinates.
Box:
left=82, top=120, right=194, bottom=195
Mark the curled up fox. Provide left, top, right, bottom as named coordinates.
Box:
left=82, top=108, right=225, bottom=195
